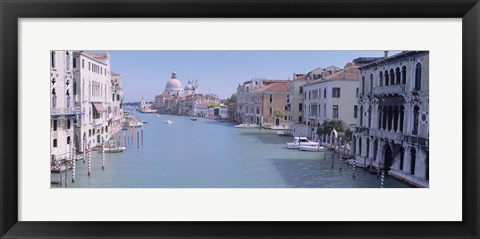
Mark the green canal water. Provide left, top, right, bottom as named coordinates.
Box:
left=51, top=113, right=410, bottom=188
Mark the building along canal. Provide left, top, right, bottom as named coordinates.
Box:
left=51, top=113, right=411, bottom=188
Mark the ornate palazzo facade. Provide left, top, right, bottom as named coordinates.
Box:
left=352, top=51, right=429, bottom=187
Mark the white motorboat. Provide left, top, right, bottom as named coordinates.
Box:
left=129, top=121, right=144, bottom=127
left=104, top=146, right=126, bottom=153
left=165, top=120, right=173, bottom=124
left=286, top=137, right=319, bottom=149
left=234, top=123, right=258, bottom=128
left=299, top=145, right=325, bottom=152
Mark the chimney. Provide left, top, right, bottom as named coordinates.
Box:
left=384, top=51, right=389, bottom=58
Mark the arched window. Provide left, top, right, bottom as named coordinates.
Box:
left=369, top=74, right=373, bottom=93
left=401, top=66, right=407, bottom=84
left=51, top=51, right=55, bottom=68
left=359, top=137, right=362, bottom=156
left=400, top=106, right=405, bottom=132
left=379, top=72, right=383, bottom=86
left=412, top=105, right=420, bottom=135
left=51, top=88, right=57, bottom=108
left=65, top=51, right=70, bottom=71
left=400, top=148, right=404, bottom=170
left=368, top=105, right=372, bottom=128
left=410, top=148, right=416, bottom=175
left=360, top=106, right=364, bottom=126
left=390, top=69, right=395, bottom=85
left=415, top=63, right=422, bottom=91
left=366, top=138, right=370, bottom=157
left=361, top=76, right=365, bottom=95
left=395, top=67, right=401, bottom=84
left=384, top=70, right=389, bottom=86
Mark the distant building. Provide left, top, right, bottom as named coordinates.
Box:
left=352, top=51, right=429, bottom=187
left=235, top=79, right=290, bottom=124
left=244, top=81, right=291, bottom=128
left=154, top=70, right=220, bottom=116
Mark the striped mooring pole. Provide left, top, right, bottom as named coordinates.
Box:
left=323, top=150, right=326, bottom=160
left=352, top=159, right=356, bottom=178
left=72, top=145, right=76, bottom=183
left=339, top=154, right=343, bottom=171
left=83, top=140, right=86, bottom=163
left=380, top=170, right=385, bottom=188
left=102, top=144, right=105, bottom=170
left=88, top=147, right=91, bottom=176
left=141, top=127, right=144, bottom=145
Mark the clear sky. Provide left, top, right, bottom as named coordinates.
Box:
left=107, top=51, right=400, bottom=102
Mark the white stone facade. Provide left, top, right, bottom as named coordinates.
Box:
left=352, top=51, right=429, bottom=187
left=50, top=51, right=80, bottom=162
left=72, top=51, right=123, bottom=151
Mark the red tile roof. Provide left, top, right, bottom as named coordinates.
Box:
left=250, top=82, right=291, bottom=93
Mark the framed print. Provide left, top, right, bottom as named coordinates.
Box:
left=1, top=0, right=479, bottom=238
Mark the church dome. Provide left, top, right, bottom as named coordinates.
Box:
left=165, top=70, right=183, bottom=93
left=184, top=81, right=194, bottom=91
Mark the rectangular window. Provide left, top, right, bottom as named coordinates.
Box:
left=67, top=136, right=71, bottom=145
left=88, top=62, right=91, bottom=71
left=82, top=59, right=84, bottom=69
left=53, top=120, right=57, bottom=131
left=73, top=58, right=76, bottom=68
left=332, top=87, right=341, bottom=98
left=269, top=94, right=272, bottom=103
left=324, top=89, right=326, bottom=98
left=354, top=105, right=358, bottom=118
left=333, top=105, right=339, bottom=118
left=269, top=107, right=272, bottom=115
left=67, top=119, right=71, bottom=129
left=284, top=105, right=288, bottom=111
left=299, top=116, right=303, bottom=123
left=299, top=86, right=303, bottom=94
left=53, top=139, right=57, bottom=148
left=356, top=88, right=359, bottom=98
left=284, top=116, right=288, bottom=120
left=299, top=103, right=303, bottom=112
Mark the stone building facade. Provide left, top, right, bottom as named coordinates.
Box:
left=50, top=50, right=81, bottom=162
left=72, top=51, right=124, bottom=151
left=352, top=51, right=429, bottom=187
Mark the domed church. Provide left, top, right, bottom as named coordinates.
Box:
left=164, top=70, right=183, bottom=95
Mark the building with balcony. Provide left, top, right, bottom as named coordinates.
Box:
left=352, top=51, right=429, bottom=187
left=50, top=50, right=81, bottom=164
left=71, top=51, right=124, bottom=151
left=301, top=59, right=379, bottom=140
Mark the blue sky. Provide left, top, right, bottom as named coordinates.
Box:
left=107, top=51, right=399, bottom=102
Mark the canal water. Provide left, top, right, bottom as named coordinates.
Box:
left=52, top=113, right=410, bottom=188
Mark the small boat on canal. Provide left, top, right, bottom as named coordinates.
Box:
left=234, top=123, right=258, bottom=128
left=165, top=120, right=173, bottom=124
left=286, top=137, right=319, bottom=149
left=299, top=145, right=325, bottom=152
left=191, top=118, right=197, bottom=121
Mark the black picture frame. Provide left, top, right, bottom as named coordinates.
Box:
left=1, top=0, right=478, bottom=238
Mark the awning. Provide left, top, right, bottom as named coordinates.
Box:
left=92, top=103, right=106, bottom=112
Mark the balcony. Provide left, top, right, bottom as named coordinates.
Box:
left=369, top=128, right=404, bottom=141
left=372, top=84, right=407, bottom=96
left=356, top=127, right=369, bottom=134
left=405, top=135, right=429, bottom=147
left=93, top=118, right=104, bottom=126
left=51, top=107, right=82, bottom=117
